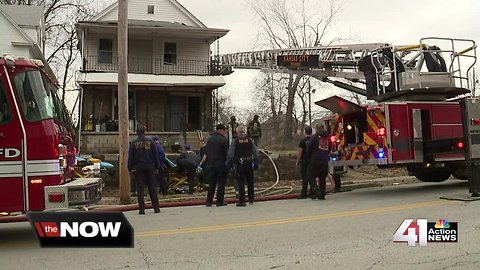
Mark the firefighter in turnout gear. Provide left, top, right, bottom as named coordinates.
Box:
left=247, top=114, right=262, bottom=146
left=226, top=126, right=260, bottom=206
left=228, top=116, right=239, bottom=144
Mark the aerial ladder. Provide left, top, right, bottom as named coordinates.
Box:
left=219, top=37, right=477, bottom=102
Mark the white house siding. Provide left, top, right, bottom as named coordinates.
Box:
left=128, top=38, right=153, bottom=73
left=0, top=13, right=30, bottom=57
left=152, top=37, right=209, bottom=74
left=84, top=33, right=210, bottom=75
left=83, top=33, right=118, bottom=72
left=21, top=28, right=39, bottom=45
left=99, top=0, right=198, bottom=26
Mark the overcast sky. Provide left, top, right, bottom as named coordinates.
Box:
left=179, top=0, right=480, bottom=109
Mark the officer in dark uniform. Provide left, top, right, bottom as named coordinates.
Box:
left=226, top=126, right=260, bottom=207
left=128, top=125, right=160, bottom=214
left=203, top=124, right=229, bottom=207
left=305, top=124, right=330, bottom=200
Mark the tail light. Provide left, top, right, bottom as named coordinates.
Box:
left=49, top=193, right=65, bottom=203
left=456, top=141, right=464, bottom=149
left=472, top=118, right=480, bottom=126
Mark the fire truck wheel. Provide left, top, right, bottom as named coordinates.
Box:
left=414, top=170, right=451, bottom=182
left=452, top=169, right=468, bottom=180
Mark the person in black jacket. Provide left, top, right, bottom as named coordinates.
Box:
left=305, top=124, right=330, bottom=200
left=201, top=124, right=229, bottom=207
left=128, top=125, right=160, bottom=214
left=226, top=126, right=260, bottom=206
left=177, top=144, right=201, bottom=194
left=296, top=126, right=313, bottom=199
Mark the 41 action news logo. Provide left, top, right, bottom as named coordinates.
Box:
left=393, top=218, right=458, bottom=246
left=27, top=212, right=133, bottom=248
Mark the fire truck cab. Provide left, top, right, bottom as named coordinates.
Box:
left=0, top=55, right=102, bottom=216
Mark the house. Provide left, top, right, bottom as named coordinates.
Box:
left=0, top=4, right=54, bottom=78
left=76, top=0, right=229, bottom=154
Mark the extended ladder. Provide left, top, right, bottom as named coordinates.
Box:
left=219, top=43, right=389, bottom=81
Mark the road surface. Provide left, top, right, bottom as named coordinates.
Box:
left=1, top=180, right=479, bottom=269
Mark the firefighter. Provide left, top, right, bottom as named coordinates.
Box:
left=226, top=126, right=260, bottom=206
left=228, top=116, right=239, bottom=143
left=247, top=114, right=262, bottom=146
left=128, top=125, right=161, bottom=214
left=305, top=124, right=330, bottom=200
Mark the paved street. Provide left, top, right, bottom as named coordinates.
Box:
left=1, top=179, right=479, bottom=270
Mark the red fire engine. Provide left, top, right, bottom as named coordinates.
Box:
left=0, top=55, right=102, bottom=217
left=220, top=37, right=478, bottom=185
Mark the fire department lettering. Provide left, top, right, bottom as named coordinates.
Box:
left=0, top=148, right=21, bottom=158
left=134, top=141, right=151, bottom=150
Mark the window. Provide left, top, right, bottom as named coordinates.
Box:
left=98, top=39, right=113, bottom=64
left=164, top=42, right=177, bottom=65
left=147, top=5, right=154, bottom=14
left=14, top=69, right=57, bottom=122
left=0, top=76, right=12, bottom=124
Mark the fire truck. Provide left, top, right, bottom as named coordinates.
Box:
left=0, top=55, right=103, bottom=217
left=220, top=37, right=478, bottom=184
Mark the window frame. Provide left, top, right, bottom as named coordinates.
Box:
left=147, top=5, right=155, bottom=14
left=98, top=38, right=113, bottom=64
left=164, top=42, right=177, bottom=65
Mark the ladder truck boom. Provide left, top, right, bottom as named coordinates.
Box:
left=219, top=37, right=477, bottom=102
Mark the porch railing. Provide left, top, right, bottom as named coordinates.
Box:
left=82, top=55, right=214, bottom=75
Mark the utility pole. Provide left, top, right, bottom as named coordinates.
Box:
left=118, top=0, right=130, bottom=204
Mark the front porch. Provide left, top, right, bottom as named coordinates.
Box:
left=80, top=82, right=218, bottom=133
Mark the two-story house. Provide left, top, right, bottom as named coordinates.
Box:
left=76, top=0, right=229, bottom=154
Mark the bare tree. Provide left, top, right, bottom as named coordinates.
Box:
left=250, top=0, right=342, bottom=143
left=251, top=73, right=289, bottom=133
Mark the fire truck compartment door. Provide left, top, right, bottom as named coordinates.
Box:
left=315, top=95, right=364, bottom=115
left=0, top=72, right=25, bottom=212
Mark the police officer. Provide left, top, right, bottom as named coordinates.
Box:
left=128, top=125, right=160, bottom=214
left=247, top=114, right=262, bottom=146
left=226, top=126, right=260, bottom=207
left=305, top=124, right=330, bottom=200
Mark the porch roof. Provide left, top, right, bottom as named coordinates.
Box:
left=76, top=72, right=225, bottom=89
left=76, top=20, right=228, bottom=42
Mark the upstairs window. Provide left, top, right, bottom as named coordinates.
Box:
left=147, top=5, right=154, bottom=14
left=164, top=42, right=177, bottom=65
left=98, top=39, right=113, bottom=64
